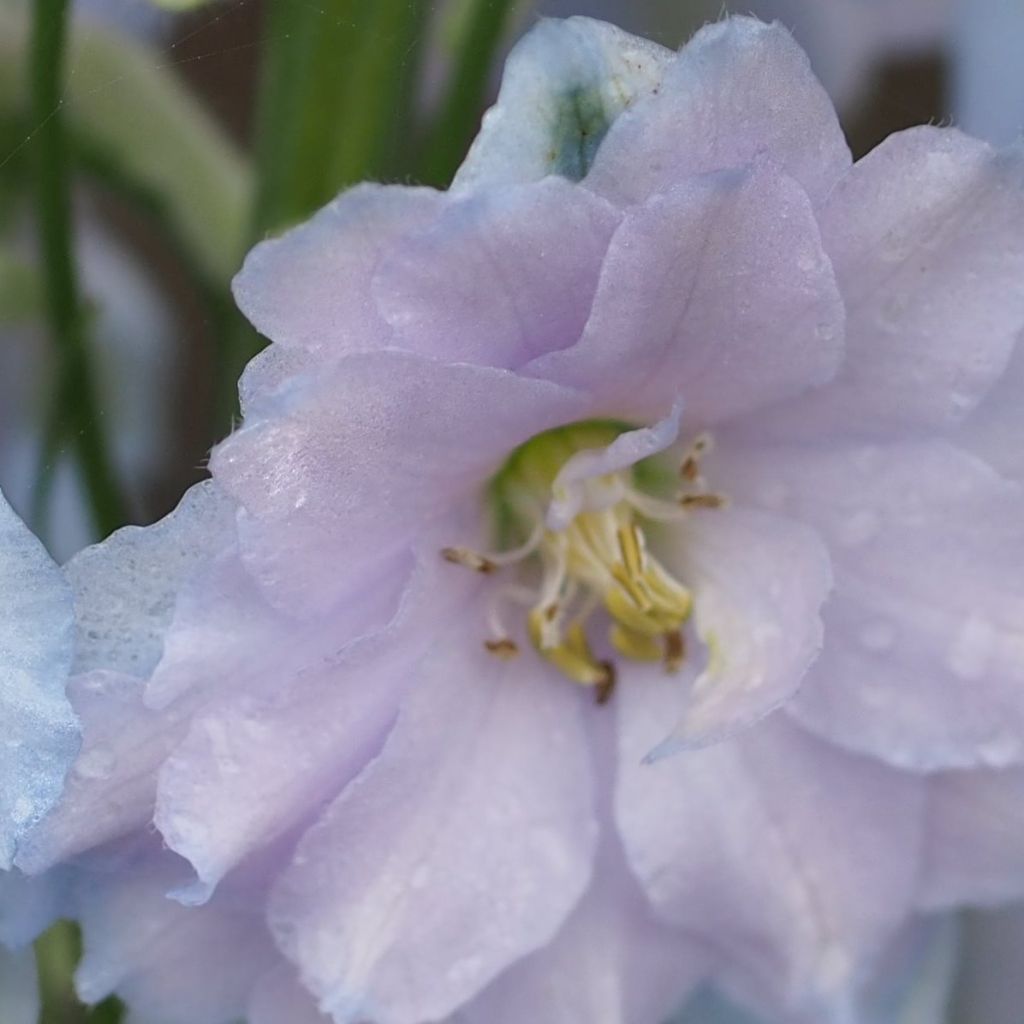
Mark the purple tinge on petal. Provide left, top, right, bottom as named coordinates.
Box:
left=372, top=178, right=621, bottom=369
left=616, top=695, right=924, bottom=1015
left=249, top=964, right=328, bottom=1024
left=644, top=506, right=832, bottom=756
left=711, top=438, right=1024, bottom=771
left=211, top=351, right=588, bottom=617
left=0, top=492, right=77, bottom=871
left=459, top=833, right=711, bottom=1024
left=760, top=128, right=1024, bottom=440
left=917, top=767, right=1024, bottom=910
left=0, top=869, right=65, bottom=949
left=525, top=165, right=844, bottom=425
left=268, top=637, right=597, bottom=1024
left=233, top=184, right=445, bottom=358
left=73, top=855, right=278, bottom=1024
left=453, top=16, right=671, bottom=191
left=155, top=538, right=483, bottom=905
left=584, top=17, right=851, bottom=208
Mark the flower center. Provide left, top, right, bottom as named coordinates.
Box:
left=442, top=421, right=725, bottom=703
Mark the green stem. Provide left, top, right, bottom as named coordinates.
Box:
left=29, top=0, right=126, bottom=538
left=417, top=0, right=522, bottom=186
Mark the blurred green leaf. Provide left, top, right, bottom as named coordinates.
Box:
left=0, top=248, right=42, bottom=325
left=0, top=8, right=252, bottom=285
left=417, top=0, right=525, bottom=186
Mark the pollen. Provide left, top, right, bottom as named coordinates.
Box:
left=441, top=420, right=725, bottom=701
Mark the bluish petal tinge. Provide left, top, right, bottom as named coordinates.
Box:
left=0, top=491, right=78, bottom=870
left=453, top=16, right=671, bottom=191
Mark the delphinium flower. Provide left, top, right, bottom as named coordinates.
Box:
left=16, top=14, right=1024, bottom=1024
left=0, top=491, right=79, bottom=1024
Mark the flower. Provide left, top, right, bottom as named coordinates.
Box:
left=0, top=490, right=79, bottom=1023
left=18, top=14, right=1024, bottom=1024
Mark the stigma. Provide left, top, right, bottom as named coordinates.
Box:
left=442, top=420, right=725, bottom=701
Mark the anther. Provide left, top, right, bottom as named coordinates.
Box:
left=484, top=638, right=520, bottom=659
left=442, top=547, right=499, bottom=573
left=663, top=630, right=685, bottom=673
left=594, top=661, right=617, bottom=705
left=679, top=493, right=726, bottom=510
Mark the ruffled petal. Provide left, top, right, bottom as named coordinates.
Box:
left=74, top=856, right=277, bottom=1024
left=616, top=695, right=925, bottom=1015
left=233, top=184, right=444, bottom=357
left=525, top=166, right=844, bottom=425
left=584, top=17, right=851, bottom=207
left=917, top=767, right=1024, bottom=910
left=459, top=837, right=711, bottom=1024
left=211, top=352, right=588, bottom=616
left=957, top=332, right=1024, bottom=481
left=373, top=179, right=620, bottom=368
left=268, top=638, right=597, bottom=1024
left=647, top=507, right=832, bottom=756
left=155, top=541, right=480, bottom=904
left=15, top=671, right=188, bottom=874
left=0, top=492, right=77, bottom=869
left=66, top=479, right=235, bottom=679
left=0, top=945, right=38, bottom=1024
left=711, top=438, right=1024, bottom=770
left=453, top=17, right=671, bottom=191
left=758, top=129, right=1024, bottom=439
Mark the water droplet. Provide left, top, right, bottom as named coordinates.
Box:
left=10, top=797, right=33, bottom=824
left=978, top=733, right=1022, bottom=766
left=946, top=614, right=996, bottom=682
left=836, top=509, right=880, bottom=547
left=859, top=620, right=897, bottom=653
left=75, top=746, right=117, bottom=781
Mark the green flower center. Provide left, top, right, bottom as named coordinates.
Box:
left=442, top=420, right=725, bottom=702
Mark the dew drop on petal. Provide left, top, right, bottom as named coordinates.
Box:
left=858, top=620, right=897, bottom=654
left=945, top=614, right=996, bottom=682
left=74, top=746, right=117, bottom=781
left=836, top=509, right=880, bottom=548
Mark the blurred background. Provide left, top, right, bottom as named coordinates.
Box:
left=1, top=0, right=1021, bottom=1020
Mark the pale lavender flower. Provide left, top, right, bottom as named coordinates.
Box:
left=17, top=15, right=1024, bottom=1024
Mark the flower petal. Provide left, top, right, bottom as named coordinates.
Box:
left=647, top=507, right=832, bottom=756
left=459, top=837, right=711, bottom=1024
left=525, top=166, right=844, bottom=425
left=74, top=855, right=277, bottom=1023
left=712, top=438, right=1024, bottom=770
left=373, top=179, right=620, bottom=368
left=268, top=637, right=597, bottom=1024
left=616, top=698, right=924, bottom=1015
left=15, top=671, right=187, bottom=875
left=585, top=17, right=851, bottom=207
left=66, top=479, right=235, bottom=679
left=249, top=965, right=327, bottom=1024
left=453, top=17, right=671, bottom=191
left=233, top=184, right=444, bottom=357
left=155, top=541, right=479, bottom=904
left=759, top=129, right=1024, bottom=439
left=917, top=767, right=1024, bottom=910
left=211, top=352, right=587, bottom=616
left=0, top=869, right=64, bottom=948
left=0, top=492, right=77, bottom=869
